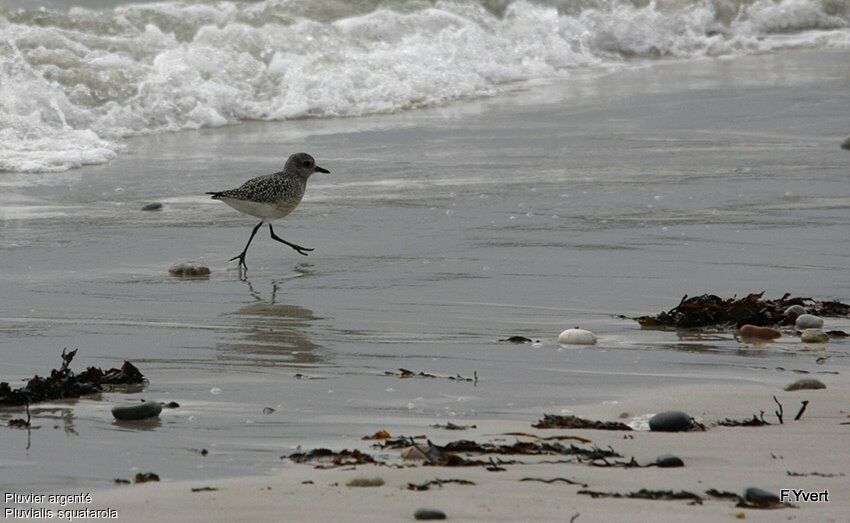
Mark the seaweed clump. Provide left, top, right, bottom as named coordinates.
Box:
left=0, top=349, right=144, bottom=407
left=636, top=292, right=850, bottom=329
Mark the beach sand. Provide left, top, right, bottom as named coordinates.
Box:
left=2, top=48, right=850, bottom=520
left=93, top=378, right=849, bottom=522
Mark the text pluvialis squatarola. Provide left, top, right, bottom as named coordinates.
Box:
left=207, top=152, right=330, bottom=270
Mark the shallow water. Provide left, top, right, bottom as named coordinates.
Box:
left=1, top=48, right=850, bottom=491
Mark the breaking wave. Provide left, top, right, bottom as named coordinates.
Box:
left=1, top=0, right=849, bottom=172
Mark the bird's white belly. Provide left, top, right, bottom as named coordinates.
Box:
left=220, top=197, right=298, bottom=220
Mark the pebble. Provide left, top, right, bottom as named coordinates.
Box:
left=784, top=378, right=826, bottom=391
left=743, top=487, right=779, bottom=506
left=655, top=454, right=684, bottom=468
left=795, top=314, right=824, bottom=329
left=800, top=329, right=829, bottom=343
left=737, top=325, right=781, bottom=340
left=558, top=328, right=597, bottom=345
left=414, top=509, right=447, bottom=521
left=345, top=477, right=384, bottom=488
left=141, top=202, right=163, bottom=211
left=168, top=263, right=211, bottom=277
left=112, top=401, right=162, bottom=421
left=649, top=411, right=693, bottom=432
left=783, top=304, right=805, bottom=317
left=841, top=136, right=850, bottom=150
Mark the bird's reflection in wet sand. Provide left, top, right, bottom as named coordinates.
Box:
left=219, top=265, right=323, bottom=367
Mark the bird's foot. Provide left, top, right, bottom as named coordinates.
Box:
left=229, top=253, right=248, bottom=270
left=290, top=244, right=314, bottom=257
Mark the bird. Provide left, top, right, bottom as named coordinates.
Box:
left=207, top=152, right=329, bottom=270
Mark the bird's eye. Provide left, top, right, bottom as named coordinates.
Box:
left=302, top=161, right=312, bottom=168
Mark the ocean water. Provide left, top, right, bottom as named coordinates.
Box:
left=1, top=46, right=850, bottom=489
left=1, top=1, right=850, bottom=493
left=2, top=0, right=850, bottom=172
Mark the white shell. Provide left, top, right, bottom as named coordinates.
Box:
left=795, top=314, right=824, bottom=329
left=558, top=328, right=597, bottom=345
left=800, top=329, right=829, bottom=343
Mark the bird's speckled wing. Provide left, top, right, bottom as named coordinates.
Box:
left=208, top=172, right=304, bottom=204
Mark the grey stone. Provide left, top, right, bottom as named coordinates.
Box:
left=743, top=487, right=779, bottom=506
left=655, top=454, right=684, bottom=468
left=414, top=509, right=446, bottom=521
left=168, top=263, right=211, bottom=277
left=785, top=378, right=826, bottom=391
left=795, top=314, right=824, bottom=329
left=783, top=304, right=805, bottom=317
left=649, top=410, right=693, bottom=432
left=141, top=202, right=163, bottom=211
left=112, top=401, right=162, bottom=421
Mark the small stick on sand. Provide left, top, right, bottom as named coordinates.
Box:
left=773, top=396, right=784, bottom=424
left=794, top=400, right=810, bottom=421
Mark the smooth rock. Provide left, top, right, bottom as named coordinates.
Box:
left=649, top=410, right=693, bottom=432
left=655, top=454, right=684, bottom=468
left=737, top=324, right=781, bottom=340
left=346, top=477, right=384, bottom=487
left=743, top=487, right=779, bottom=506
left=414, top=509, right=447, bottom=521
left=783, top=304, right=805, bottom=317
left=141, top=202, right=163, bottom=211
left=795, top=314, right=824, bottom=329
left=784, top=378, right=826, bottom=391
left=112, top=401, right=162, bottom=421
left=168, top=263, right=211, bottom=277
left=800, top=329, right=829, bottom=343
left=841, top=136, right=850, bottom=150
left=558, top=328, right=597, bottom=345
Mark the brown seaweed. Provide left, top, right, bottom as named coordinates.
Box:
left=438, top=439, right=620, bottom=459
left=407, top=478, right=476, bottom=491
left=385, top=368, right=477, bottom=382
left=716, top=414, right=771, bottom=427
left=287, top=448, right=380, bottom=468
left=636, top=292, right=850, bottom=329
left=578, top=488, right=703, bottom=504
left=520, top=477, right=588, bottom=487
left=533, top=414, right=632, bottom=431
left=0, top=350, right=144, bottom=407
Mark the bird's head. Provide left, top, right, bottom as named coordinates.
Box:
left=285, top=152, right=330, bottom=178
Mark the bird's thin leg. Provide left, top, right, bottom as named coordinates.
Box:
left=268, top=223, right=314, bottom=256
left=230, top=221, right=264, bottom=269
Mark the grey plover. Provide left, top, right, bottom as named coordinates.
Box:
left=207, top=152, right=329, bottom=269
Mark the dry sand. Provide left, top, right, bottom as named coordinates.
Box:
left=93, top=375, right=848, bottom=522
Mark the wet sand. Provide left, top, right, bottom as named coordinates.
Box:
left=1, top=48, right=850, bottom=518
left=91, top=377, right=850, bottom=522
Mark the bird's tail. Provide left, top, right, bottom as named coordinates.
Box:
left=206, top=191, right=223, bottom=199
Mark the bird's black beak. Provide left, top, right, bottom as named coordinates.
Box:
left=315, top=166, right=330, bottom=174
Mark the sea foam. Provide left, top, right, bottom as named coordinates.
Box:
left=1, top=0, right=848, bottom=173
